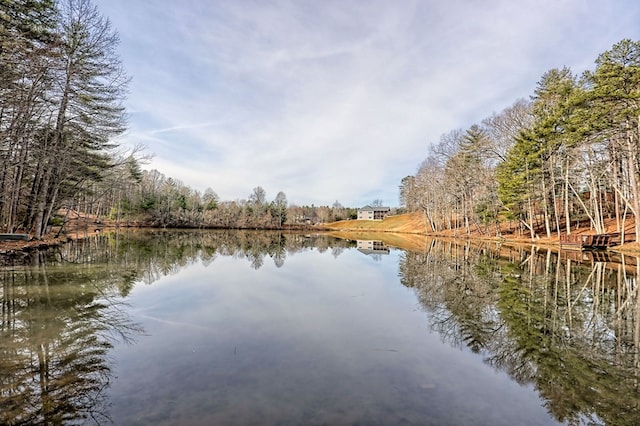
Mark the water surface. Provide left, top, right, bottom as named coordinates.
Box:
left=1, top=231, right=638, bottom=425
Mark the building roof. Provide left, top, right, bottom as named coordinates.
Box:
left=358, top=205, right=391, bottom=212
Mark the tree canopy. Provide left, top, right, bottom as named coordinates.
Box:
left=402, top=39, right=640, bottom=241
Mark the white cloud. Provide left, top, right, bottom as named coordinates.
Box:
left=94, top=0, right=640, bottom=207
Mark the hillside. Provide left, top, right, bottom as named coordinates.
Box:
left=322, top=212, right=427, bottom=234
left=323, top=211, right=640, bottom=254
left=321, top=212, right=429, bottom=252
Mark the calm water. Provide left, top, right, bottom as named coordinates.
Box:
left=1, top=230, right=639, bottom=425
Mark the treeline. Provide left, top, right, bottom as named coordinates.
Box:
left=401, top=39, right=640, bottom=241
left=0, top=0, right=357, bottom=237
left=0, top=0, right=130, bottom=238
left=84, top=168, right=356, bottom=229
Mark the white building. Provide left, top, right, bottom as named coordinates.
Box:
left=357, top=205, right=391, bottom=220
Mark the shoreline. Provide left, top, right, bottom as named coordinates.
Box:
left=3, top=219, right=640, bottom=259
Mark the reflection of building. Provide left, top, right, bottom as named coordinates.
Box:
left=357, top=205, right=391, bottom=220
left=357, top=240, right=390, bottom=255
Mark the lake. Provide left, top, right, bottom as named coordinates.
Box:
left=1, top=230, right=638, bottom=425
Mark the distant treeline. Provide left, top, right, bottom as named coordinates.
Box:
left=400, top=39, right=640, bottom=241
left=74, top=171, right=359, bottom=229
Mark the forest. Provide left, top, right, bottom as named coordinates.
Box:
left=0, top=0, right=356, bottom=238
left=400, top=39, right=640, bottom=243
left=3, top=1, right=640, bottom=240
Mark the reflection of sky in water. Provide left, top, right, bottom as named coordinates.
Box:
left=108, top=248, right=557, bottom=425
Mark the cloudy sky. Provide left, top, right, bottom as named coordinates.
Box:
left=92, top=0, right=640, bottom=207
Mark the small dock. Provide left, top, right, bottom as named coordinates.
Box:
left=0, top=233, right=29, bottom=241
left=560, top=232, right=631, bottom=250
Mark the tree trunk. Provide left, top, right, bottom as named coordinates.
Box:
left=626, top=127, right=640, bottom=242
left=550, top=164, right=561, bottom=238
left=564, top=159, right=571, bottom=235
left=527, top=195, right=535, bottom=240
left=611, top=142, right=623, bottom=233
left=541, top=173, right=551, bottom=238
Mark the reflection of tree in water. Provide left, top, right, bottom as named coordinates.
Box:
left=0, top=253, right=143, bottom=425
left=399, top=240, right=640, bottom=425
left=400, top=240, right=502, bottom=353
left=0, top=230, right=355, bottom=423
left=56, top=230, right=354, bottom=280
left=269, top=233, right=287, bottom=268
left=331, top=246, right=345, bottom=259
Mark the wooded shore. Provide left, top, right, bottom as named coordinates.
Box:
left=4, top=211, right=640, bottom=258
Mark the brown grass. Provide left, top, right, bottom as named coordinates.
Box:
left=323, top=211, right=640, bottom=255
left=323, top=212, right=427, bottom=234
left=326, top=230, right=433, bottom=252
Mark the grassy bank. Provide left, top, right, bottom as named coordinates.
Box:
left=322, top=212, right=427, bottom=234
left=322, top=211, right=640, bottom=254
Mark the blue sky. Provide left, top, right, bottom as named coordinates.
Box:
left=92, top=0, right=640, bottom=207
